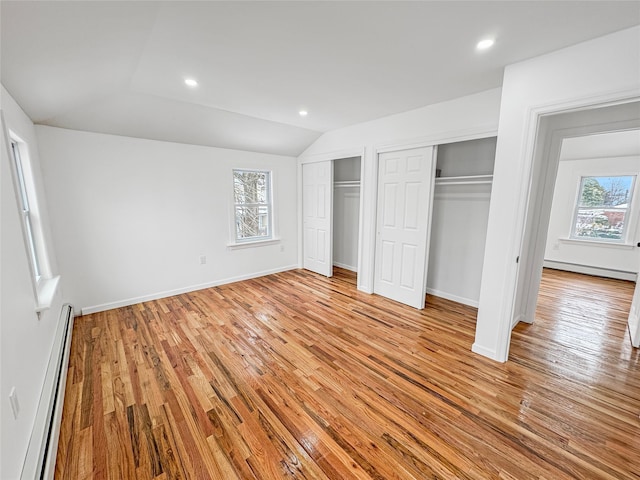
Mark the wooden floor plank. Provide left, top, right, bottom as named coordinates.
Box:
left=55, top=267, right=640, bottom=479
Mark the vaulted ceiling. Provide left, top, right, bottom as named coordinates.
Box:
left=2, top=1, right=639, bottom=156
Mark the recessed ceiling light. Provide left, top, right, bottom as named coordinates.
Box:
left=299, top=110, right=308, bottom=117
left=476, top=38, right=495, bottom=51
left=184, top=78, right=198, bottom=87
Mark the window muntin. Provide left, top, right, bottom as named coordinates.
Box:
left=571, top=175, right=635, bottom=243
left=11, top=140, right=42, bottom=279
left=233, top=169, right=272, bottom=242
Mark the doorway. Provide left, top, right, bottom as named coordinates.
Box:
left=507, top=101, right=640, bottom=358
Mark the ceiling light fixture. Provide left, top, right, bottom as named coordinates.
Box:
left=299, top=110, right=308, bottom=117
left=476, top=38, right=495, bottom=51
left=184, top=78, right=198, bottom=87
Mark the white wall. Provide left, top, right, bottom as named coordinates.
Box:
left=300, top=88, right=502, bottom=293
left=545, top=155, right=640, bottom=275
left=475, top=26, right=640, bottom=361
left=1, top=87, right=64, bottom=479
left=35, top=126, right=298, bottom=313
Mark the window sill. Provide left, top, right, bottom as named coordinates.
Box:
left=559, top=238, right=635, bottom=250
left=227, top=238, right=280, bottom=250
left=35, top=275, right=61, bottom=312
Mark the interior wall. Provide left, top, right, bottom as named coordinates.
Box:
left=475, top=26, right=640, bottom=362
left=333, top=157, right=361, bottom=271
left=300, top=88, right=502, bottom=293
left=427, top=138, right=496, bottom=306
left=35, top=125, right=299, bottom=313
left=1, top=87, right=64, bottom=479
left=545, top=155, right=640, bottom=275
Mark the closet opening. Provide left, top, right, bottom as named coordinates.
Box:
left=333, top=156, right=361, bottom=273
left=302, top=154, right=364, bottom=285
left=427, top=137, right=496, bottom=308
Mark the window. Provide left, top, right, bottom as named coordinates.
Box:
left=10, top=140, right=42, bottom=280
left=8, top=134, right=59, bottom=311
left=233, top=169, right=272, bottom=242
left=571, top=175, right=636, bottom=243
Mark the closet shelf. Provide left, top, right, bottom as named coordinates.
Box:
left=435, top=174, right=493, bottom=186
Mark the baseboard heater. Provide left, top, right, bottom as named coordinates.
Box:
left=21, top=304, right=75, bottom=480
left=543, top=260, right=637, bottom=282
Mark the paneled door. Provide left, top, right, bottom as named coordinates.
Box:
left=374, top=146, right=436, bottom=309
left=303, top=161, right=333, bottom=277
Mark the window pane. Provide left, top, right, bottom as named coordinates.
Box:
left=572, top=175, right=634, bottom=242
left=234, top=171, right=268, bottom=204
left=11, top=142, right=30, bottom=210
left=578, top=176, right=632, bottom=207
left=11, top=140, right=42, bottom=279
left=574, top=208, right=626, bottom=241
left=235, top=206, right=270, bottom=239
left=24, top=213, right=41, bottom=277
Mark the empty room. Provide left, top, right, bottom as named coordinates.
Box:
left=1, top=1, right=639, bottom=479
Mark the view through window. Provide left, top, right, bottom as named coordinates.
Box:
left=571, top=175, right=635, bottom=242
left=233, top=169, right=272, bottom=241
left=10, top=140, right=42, bottom=279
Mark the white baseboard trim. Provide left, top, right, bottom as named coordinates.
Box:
left=511, top=313, right=529, bottom=329
left=426, top=288, right=479, bottom=308
left=472, top=342, right=505, bottom=362
left=543, top=260, right=637, bottom=282
left=81, top=265, right=299, bottom=315
left=333, top=262, right=357, bottom=272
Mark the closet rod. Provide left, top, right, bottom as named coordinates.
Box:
left=334, top=181, right=360, bottom=188
left=435, top=180, right=492, bottom=186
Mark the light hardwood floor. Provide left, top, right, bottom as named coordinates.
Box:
left=55, top=268, right=640, bottom=479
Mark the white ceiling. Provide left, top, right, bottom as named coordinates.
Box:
left=2, top=1, right=639, bottom=156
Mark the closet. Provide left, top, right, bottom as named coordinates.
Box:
left=303, top=140, right=493, bottom=308
left=427, top=137, right=497, bottom=307
left=333, top=157, right=361, bottom=272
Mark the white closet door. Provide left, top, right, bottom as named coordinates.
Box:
left=374, top=146, right=436, bottom=309
left=303, top=161, right=333, bottom=277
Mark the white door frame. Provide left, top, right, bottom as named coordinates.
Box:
left=481, top=97, right=640, bottom=362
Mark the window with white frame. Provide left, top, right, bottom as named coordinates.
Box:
left=10, top=139, right=42, bottom=280
left=571, top=175, right=636, bottom=243
left=233, top=169, right=272, bottom=242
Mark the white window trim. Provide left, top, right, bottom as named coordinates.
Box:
left=231, top=168, right=275, bottom=245
left=6, top=127, right=60, bottom=312
left=227, top=238, right=281, bottom=250
left=558, top=237, right=635, bottom=249
left=569, top=173, right=638, bottom=246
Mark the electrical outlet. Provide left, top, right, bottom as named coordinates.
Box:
left=9, top=387, right=19, bottom=419
left=199, top=255, right=206, bottom=265
left=280, top=245, right=285, bottom=252
left=552, top=243, right=560, bottom=251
